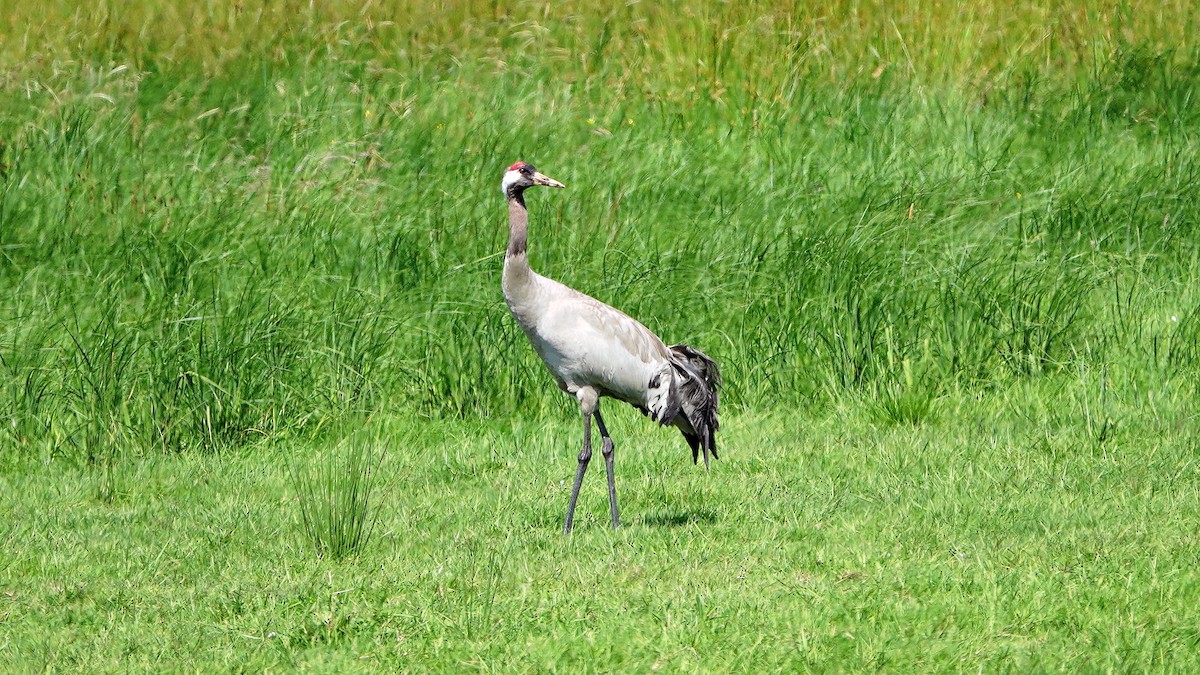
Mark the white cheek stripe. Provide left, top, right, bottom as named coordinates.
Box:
left=501, top=170, right=521, bottom=194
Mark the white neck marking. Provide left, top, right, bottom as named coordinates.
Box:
left=501, top=170, right=522, bottom=195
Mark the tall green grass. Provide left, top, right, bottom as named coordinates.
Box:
left=2, top=14, right=1199, bottom=460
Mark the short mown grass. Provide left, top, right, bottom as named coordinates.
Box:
left=2, top=1, right=1200, bottom=670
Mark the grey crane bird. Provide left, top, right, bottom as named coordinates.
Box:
left=500, top=161, right=721, bottom=533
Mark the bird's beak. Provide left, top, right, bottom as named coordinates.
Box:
left=532, top=172, right=565, bottom=189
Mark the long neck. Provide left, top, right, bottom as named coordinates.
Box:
left=506, top=190, right=528, bottom=258
left=503, top=189, right=535, bottom=301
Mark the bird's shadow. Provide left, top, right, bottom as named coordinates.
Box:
left=640, top=508, right=719, bottom=528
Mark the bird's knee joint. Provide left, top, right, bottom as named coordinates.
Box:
left=576, top=388, right=599, bottom=415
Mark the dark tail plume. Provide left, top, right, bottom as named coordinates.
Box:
left=667, top=344, right=721, bottom=468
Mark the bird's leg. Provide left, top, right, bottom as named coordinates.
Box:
left=594, top=410, right=619, bottom=529
left=563, top=412, right=593, bottom=534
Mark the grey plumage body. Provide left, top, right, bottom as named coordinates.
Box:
left=500, top=161, right=720, bottom=533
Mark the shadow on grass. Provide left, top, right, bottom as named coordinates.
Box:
left=641, top=508, right=719, bottom=528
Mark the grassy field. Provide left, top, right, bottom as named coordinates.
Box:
left=3, top=0, right=1200, bottom=670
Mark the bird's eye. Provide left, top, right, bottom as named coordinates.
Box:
left=520, top=165, right=534, bottom=175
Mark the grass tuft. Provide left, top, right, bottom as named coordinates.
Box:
left=289, top=436, right=386, bottom=561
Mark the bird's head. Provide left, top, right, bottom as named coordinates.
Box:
left=501, top=161, right=565, bottom=196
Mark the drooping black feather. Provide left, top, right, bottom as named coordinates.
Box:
left=666, top=344, right=721, bottom=466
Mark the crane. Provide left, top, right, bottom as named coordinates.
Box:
left=500, top=161, right=721, bottom=533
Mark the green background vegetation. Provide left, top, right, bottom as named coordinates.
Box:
left=2, top=1, right=1199, bottom=670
